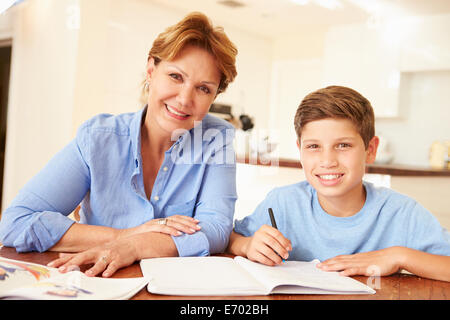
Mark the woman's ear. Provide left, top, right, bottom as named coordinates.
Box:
left=365, top=136, right=380, bottom=164
left=146, top=57, right=156, bottom=83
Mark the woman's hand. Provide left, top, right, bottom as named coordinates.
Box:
left=48, top=236, right=140, bottom=278
left=244, top=225, right=292, bottom=266
left=316, top=247, right=404, bottom=277
left=117, top=215, right=201, bottom=240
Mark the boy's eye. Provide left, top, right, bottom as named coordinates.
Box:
left=337, top=143, right=351, bottom=149
left=306, top=144, right=319, bottom=149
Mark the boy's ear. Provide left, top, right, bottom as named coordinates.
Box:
left=365, top=136, right=380, bottom=164
left=296, top=139, right=303, bottom=164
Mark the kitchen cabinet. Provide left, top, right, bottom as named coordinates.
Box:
left=235, top=158, right=450, bottom=229
left=322, top=23, right=401, bottom=118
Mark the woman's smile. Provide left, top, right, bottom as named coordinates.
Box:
left=165, top=104, right=190, bottom=120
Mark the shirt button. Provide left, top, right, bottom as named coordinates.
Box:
left=163, top=166, right=168, bottom=172
left=153, top=195, right=160, bottom=201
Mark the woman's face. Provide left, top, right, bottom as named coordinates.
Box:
left=146, top=45, right=221, bottom=137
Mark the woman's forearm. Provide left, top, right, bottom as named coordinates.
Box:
left=50, top=216, right=198, bottom=254
left=49, top=223, right=120, bottom=252
left=133, top=232, right=179, bottom=259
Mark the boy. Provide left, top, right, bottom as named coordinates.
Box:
left=227, top=86, right=450, bottom=282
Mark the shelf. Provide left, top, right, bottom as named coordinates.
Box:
left=236, top=156, right=450, bottom=177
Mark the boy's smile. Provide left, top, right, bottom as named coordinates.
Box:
left=315, top=173, right=344, bottom=186
left=298, top=118, right=379, bottom=217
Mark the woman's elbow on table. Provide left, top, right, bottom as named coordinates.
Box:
left=200, top=216, right=234, bottom=255
left=0, top=213, right=34, bottom=252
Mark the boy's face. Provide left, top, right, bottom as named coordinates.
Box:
left=297, top=118, right=379, bottom=205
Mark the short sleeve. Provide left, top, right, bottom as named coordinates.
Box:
left=233, top=189, right=278, bottom=237
left=406, top=202, right=450, bottom=256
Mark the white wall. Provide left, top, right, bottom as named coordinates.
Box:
left=2, top=0, right=79, bottom=210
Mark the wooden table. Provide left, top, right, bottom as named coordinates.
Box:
left=1, top=246, right=449, bottom=300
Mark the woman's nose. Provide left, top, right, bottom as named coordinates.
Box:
left=177, top=84, right=194, bottom=108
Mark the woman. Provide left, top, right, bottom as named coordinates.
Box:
left=0, top=12, right=238, bottom=277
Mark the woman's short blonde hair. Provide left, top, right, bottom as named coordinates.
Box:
left=141, top=12, right=238, bottom=104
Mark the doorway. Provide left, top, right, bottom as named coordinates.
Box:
left=0, top=43, right=11, bottom=213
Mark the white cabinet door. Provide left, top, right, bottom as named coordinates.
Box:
left=323, top=24, right=401, bottom=118
left=269, top=59, right=322, bottom=159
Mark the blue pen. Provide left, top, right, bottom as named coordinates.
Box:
left=268, top=208, right=285, bottom=263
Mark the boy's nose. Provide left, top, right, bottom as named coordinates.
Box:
left=319, top=151, right=338, bottom=168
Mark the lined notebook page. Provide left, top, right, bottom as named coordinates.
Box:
left=235, top=257, right=375, bottom=294
left=141, top=256, right=266, bottom=295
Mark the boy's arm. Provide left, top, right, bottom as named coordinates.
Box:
left=400, top=247, right=450, bottom=282
left=227, top=231, right=250, bottom=257
left=317, top=246, right=450, bottom=282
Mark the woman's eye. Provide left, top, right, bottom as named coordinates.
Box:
left=198, top=86, right=211, bottom=94
left=169, top=73, right=182, bottom=81
left=306, top=144, right=319, bottom=149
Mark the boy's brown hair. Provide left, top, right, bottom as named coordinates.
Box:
left=294, top=85, right=375, bottom=149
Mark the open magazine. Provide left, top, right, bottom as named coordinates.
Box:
left=0, top=257, right=147, bottom=300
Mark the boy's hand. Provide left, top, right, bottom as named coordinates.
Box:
left=316, top=247, right=404, bottom=276
left=244, top=225, right=292, bottom=266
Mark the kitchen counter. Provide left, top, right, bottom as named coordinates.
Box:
left=236, top=156, right=450, bottom=177
left=235, top=156, right=450, bottom=229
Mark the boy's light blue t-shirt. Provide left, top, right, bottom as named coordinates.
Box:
left=234, top=181, right=450, bottom=261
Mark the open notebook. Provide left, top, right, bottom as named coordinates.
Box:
left=140, top=256, right=375, bottom=296
left=0, top=257, right=147, bottom=300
